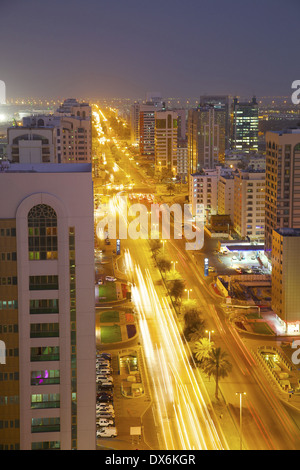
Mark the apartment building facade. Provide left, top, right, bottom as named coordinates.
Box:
left=0, top=162, right=95, bottom=450
left=233, top=168, right=265, bottom=240
left=265, top=128, right=300, bottom=255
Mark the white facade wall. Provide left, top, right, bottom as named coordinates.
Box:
left=0, top=164, right=95, bottom=450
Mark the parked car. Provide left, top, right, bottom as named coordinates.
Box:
left=105, top=276, right=116, bottom=282
left=97, top=374, right=113, bottom=381
left=97, top=411, right=115, bottom=419
left=97, top=353, right=111, bottom=361
left=97, top=393, right=113, bottom=403
left=96, top=403, right=114, bottom=411
left=98, top=417, right=114, bottom=426
left=97, top=368, right=112, bottom=374
left=96, top=427, right=117, bottom=438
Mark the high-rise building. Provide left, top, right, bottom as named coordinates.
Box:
left=139, top=93, right=163, bottom=158
left=190, top=169, right=219, bottom=222
left=200, top=95, right=229, bottom=155
left=233, top=168, right=265, bottom=240
left=218, top=172, right=235, bottom=223
left=155, top=110, right=178, bottom=175
left=264, top=127, right=300, bottom=254
left=231, top=96, right=259, bottom=153
left=7, top=99, right=92, bottom=164
left=271, top=228, right=300, bottom=334
left=187, top=98, right=228, bottom=175
left=130, top=102, right=140, bottom=145
left=177, top=138, right=188, bottom=181
left=0, top=162, right=95, bottom=450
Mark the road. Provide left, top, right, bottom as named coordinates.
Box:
left=93, top=105, right=300, bottom=450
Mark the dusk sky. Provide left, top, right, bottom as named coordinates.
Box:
left=1, top=0, right=299, bottom=101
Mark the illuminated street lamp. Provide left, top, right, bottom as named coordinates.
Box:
left=236, top=392, right=246, bottom=450
left=184, top=288, right=192, bottom=300
left=171, top=260, right=178, bottom=272
left=205, top=329, right=214, bottom=342
left=161, top=239, right=166, bottom=254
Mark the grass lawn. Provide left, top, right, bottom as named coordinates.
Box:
left=100, top=310, right=120, bottom=323
left=98, top=283, right=117, bottom=301
left=252, top=322, right=274, bottom=335
left=245, top=311, right=262, bottom=320
left=100, top=325, right=122, bottom=343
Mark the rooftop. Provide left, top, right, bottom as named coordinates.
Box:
left=275, top=228, right=300, bottom=237
left=0, top=162, right=92, bottom=173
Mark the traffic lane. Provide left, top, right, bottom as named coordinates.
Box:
left=165, top=237, right=300, bottom=449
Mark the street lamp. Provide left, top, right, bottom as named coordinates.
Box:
left=171, top=260, right=178, bottom=272
left=236, top=392, right=246, bottom=450
left=161, top=239, right=166, bottom=255
left=205, top=329, right=214, bottom=342
left=184, top=288, right=192, bottom=300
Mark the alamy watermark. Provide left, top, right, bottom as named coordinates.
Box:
left=291, top=80, right=300, bottom=105
left=95, top=196, right=205, bottom=251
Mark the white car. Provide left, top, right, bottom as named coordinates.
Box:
left=98, top=418, right=114, bottom=427
left=96, top=403, right=114, bottom=411
left=97, top=367, right=112, bottom=373
left=105, top=276, right=116, bottom=282
left=96, top=427, right=117, bottom=438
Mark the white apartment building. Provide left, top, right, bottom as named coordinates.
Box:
left=0, top=162, right=95, bottom=450
left=272, top=228, right=300, bottom=333
left=7, top=99, right=92, bottom=165
left=234, top=168, right=265, bottom=240
left=190, top=169, right=219, bottom=222
left=218, top=172, right=235, bottom=223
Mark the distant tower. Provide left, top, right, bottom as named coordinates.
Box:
left=0, top=80, right=6, bottom=104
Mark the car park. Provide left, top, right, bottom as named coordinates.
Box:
left=96, top=427, right=117, bottom=438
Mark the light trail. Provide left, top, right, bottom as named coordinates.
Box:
left=125, top=248, right=225, bottom=450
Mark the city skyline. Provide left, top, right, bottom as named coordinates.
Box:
left=1, top=0, right=300, bottom=100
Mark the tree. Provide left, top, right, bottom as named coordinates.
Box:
left=193, top=338, right=214, bottom=366
left=156, top=256, right=171, bottom=275
left=201, top=347, right=232, bottom=399
left=166, top=183, right=175, bottom=195
left=169, top=279, right=185, bottom=304
left=183, top=308, right=206, bottom=342
left=149, top=239, right=161, bottom=259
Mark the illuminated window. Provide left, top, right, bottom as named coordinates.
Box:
left=28, top=204, right=57, bottom=260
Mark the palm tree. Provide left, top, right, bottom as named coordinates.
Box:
left=201, top=347, right=232, bottom=399
left=169, top=279, right=185, bottom=305
left=156, top=256, right=171, bottom=275
left=183, top=308, right=206, bottom=342
left=149, top=239, right=161, bottom=259
left=193, top=337, right=214, bottom=365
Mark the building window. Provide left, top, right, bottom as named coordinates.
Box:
left=31, top=417, right=60, bottom=433
left=29, top=275, right=58, bottom=291
left=31, top=369, right=60, bottom=386
left=28, top=204, right=58, bottom=260
left=29, top=299, right=59, bottom=315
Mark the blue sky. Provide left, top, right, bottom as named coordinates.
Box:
left=0, top=0, right=299, bottom=100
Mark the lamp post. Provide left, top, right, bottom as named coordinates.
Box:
left=184, top=288, right=192, bottom=300
left=161, top=239, right=166, bottom=255
left=205, top=329, right=214, bottom=342
left=236, top=392, right=246, bottom=450
left=171, top=260, right=178, bottom=272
